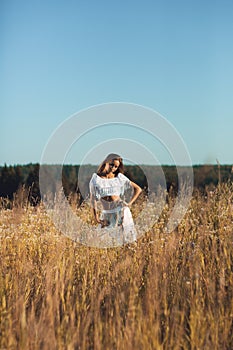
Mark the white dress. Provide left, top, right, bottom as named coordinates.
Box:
left=89, top=173, right=137, bottom=243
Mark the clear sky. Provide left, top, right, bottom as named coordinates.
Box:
left=1, top=0, right=233, bottom=165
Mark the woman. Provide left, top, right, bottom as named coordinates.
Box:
left=89, top=153, right=142, bottom=243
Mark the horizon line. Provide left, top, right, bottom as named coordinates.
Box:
left=0, top=162, right=232, bottom=167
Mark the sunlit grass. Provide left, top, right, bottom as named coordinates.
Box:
left=0, top=183, right=233, bottom=349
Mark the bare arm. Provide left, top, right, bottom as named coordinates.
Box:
left=127, top=181, right=142, bottom=206
left=90, top=194, right=101, bottom=224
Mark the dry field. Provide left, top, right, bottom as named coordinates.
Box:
left=0, top=184, right=233, bottom=349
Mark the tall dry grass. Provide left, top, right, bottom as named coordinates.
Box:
left=0, top=183, right=233, bottom=349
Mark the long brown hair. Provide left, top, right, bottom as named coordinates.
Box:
left=97, top=153, right=124, bottom=176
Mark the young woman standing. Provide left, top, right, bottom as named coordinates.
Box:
left=89, top=153, right=142, bottom=242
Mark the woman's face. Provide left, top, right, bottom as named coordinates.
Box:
left=105, top=159, right=120, bottom=173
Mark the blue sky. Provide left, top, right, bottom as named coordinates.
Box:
left=1, top=0, right=233, bottom=165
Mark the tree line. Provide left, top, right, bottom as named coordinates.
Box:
left=0, top=163, right=232, bottom=206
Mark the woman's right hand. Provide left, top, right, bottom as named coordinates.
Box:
left=95, top=216, right=101, bottom=224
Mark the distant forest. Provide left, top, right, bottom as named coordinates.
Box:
left=0, top=163, right=232, bottom=206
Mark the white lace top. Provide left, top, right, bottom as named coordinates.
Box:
left=89, top=173, right=131, bottom=200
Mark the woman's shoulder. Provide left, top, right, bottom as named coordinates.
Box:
left=118, top=173, right=130, bottom=183
left=90, top=173, right=98, bottom=182
left=90, top=173, right=107, bottom=182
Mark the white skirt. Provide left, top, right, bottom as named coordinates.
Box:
left=99, top=204, right=137, bottom=243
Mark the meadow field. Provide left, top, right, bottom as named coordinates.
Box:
left=0, top=183, right=233, bottom=349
